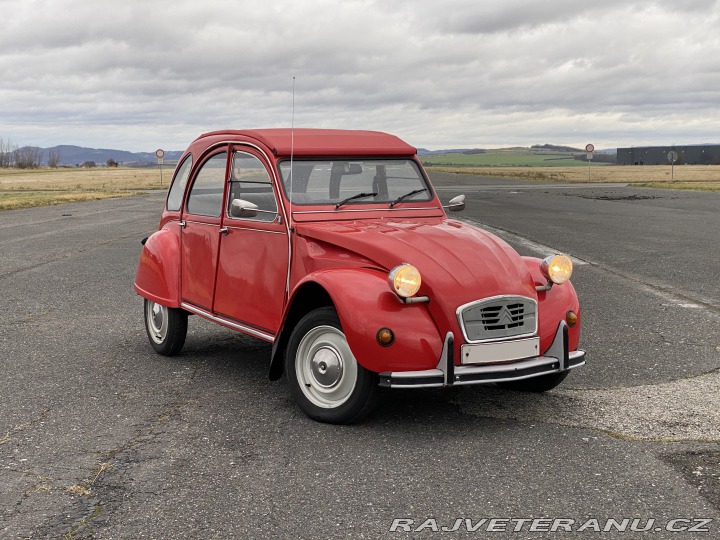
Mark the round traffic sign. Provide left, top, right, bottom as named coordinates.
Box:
left=585, top=144, right=595, bottom=153
left=155, top=149, right=165, bottom=159
left=667, top=151, right=678, bottom=163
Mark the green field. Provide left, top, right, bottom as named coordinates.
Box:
left=421, top=147, right=610, bottom=167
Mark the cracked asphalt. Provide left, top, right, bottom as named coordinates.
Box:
left=1, top=173, right=719, bottom=538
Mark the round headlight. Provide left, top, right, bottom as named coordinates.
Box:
left=541, top=254, right=573, bottom=284
left=388, top=264, right=422, bottom=298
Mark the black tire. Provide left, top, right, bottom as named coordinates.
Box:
left=496, top=370, right=569, bottom=392
left=285, top=307, right=378, bottom=424
left=143, top=299, right=188, bottom=356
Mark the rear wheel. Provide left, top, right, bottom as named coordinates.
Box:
left=143, top=299, right=188, bottom=356
left=496, top=370, right=569, bottom=392
left=285, top=307, right=378, bottom=424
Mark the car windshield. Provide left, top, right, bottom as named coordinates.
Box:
left=278, top=159, right=432, bottom=206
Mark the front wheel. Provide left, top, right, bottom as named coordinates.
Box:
left=496, top=370, right=569, bottom=392
left=285, top=307, right=378, bottom=424
left=143, top=299, right=188, bottom=356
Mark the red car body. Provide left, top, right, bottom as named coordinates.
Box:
left=135, top=129, right=584, bottom=423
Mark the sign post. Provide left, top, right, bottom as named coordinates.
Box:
left=155, top=149, right=165, bottom=185
left=667, top=150, right=678, bottom=181
left=585, top=144, right=594, bottom=182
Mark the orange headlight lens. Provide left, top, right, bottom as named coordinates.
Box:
left=388, top=264, right=422, bottom=298
left=541, top=254, right=573, bottom=285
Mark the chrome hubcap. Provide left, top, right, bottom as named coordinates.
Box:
left=296, top=325, right=357, bottom=409
left=145, top=301, right=168, bottom=344
left=311, top=347, right=343, bottom=388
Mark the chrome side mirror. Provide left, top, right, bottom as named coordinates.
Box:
left=230, top=198, right=259, bottom=218
left=444, top=194, right=466, bottom=212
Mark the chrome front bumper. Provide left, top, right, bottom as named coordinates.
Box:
left=378, top=321, right=585, bottom=388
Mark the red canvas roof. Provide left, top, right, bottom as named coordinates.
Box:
left=196, top=129, right=417, bottom=157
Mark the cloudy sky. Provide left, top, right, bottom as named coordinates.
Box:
left=1, top=0, right=720, bottom=152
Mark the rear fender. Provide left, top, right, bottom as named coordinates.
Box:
left=134, top=225, right=181, bottom=307
left=270, top=268, right=443, bottom=379
left=522, top=256, right=581, bottom=352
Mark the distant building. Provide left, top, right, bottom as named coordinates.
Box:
left=617, top=145, right=720, bottom=165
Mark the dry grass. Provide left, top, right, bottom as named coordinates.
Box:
left=3, top=163, right=719, bottom=212
left=66, top=485, right=92, bottom=497
left=0, top=166, right=168, bottom=191
left=636, top=181, right=720, bottom=191
left=0, top=191, right=143, bottom=210
left=430, top=164, right=720, bottom=186
left=0, top=167, right=168, bottom=210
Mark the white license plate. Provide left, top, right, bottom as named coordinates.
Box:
left=461, top=337, right=540, bottom=365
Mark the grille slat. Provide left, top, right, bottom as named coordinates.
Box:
left=459, top=296, right=537, bottom=342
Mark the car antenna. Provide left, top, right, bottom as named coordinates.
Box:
left=284, top=77, right=296, bottom=297
left=289, top=76, right=295, bottom=232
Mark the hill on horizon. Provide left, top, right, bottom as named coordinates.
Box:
left=21, top=145, right=185, bottom=166
left=420, top=145, right=617, bottom=167
left=11, top=143, right=618, bottom=167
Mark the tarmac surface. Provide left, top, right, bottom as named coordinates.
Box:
left=1, top=172, right=719, bottom=538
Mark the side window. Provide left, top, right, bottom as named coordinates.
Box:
left=186, top=152, right=227, bottom=217
left=228, top=151, right=277, bottom=222
left=166, top=155, right=192, bottom=211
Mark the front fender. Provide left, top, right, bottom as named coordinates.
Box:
left=134, top=225, right=181, bottom=307
left=289, top=268, right=443, bottom=374
left=522, top=256, right=581, bottom=353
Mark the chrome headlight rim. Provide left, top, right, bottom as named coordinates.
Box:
left=388, top=263, right=422, bottom=298
left=541, top=254, right=573, bottom=285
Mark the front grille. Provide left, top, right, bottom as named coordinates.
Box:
left=458, top=296, right=537, bottom=342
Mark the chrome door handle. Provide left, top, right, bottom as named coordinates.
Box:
left=219, top=227, right=229, bottom=235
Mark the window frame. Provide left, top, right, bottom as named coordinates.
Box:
left=226, top=149, right=279, bottom=223
left=276, top=157, right=433, bottom=206
left=165, top=154, right=193, bottom=212
left=184, top=150, right=228, bottom=218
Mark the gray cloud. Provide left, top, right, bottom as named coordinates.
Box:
left=1, top=0, right=719, bottom=151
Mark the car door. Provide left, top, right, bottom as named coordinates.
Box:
left=180, top=149, right=228, bottom=311
left=213, top=147, right=289, bottom=334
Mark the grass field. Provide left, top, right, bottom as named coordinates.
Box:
left=2, top=159, right=720, bottom=211
left=429, top=164, right=720, bottom=188
left=421, top=146, right=720, bottom=189
left=0, top=167, right=169, bottom=210
left=421, top=148, right=607, bottom=167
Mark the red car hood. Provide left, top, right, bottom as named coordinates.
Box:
left=295, top=217, right=538, bottom=333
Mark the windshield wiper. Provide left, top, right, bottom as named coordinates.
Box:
left=334, top=192, right=377, bottom=210
left=389, top=188, right=427, bottom=208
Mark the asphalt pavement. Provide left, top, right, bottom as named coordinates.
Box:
left=1, top=175, right=719, bottom=539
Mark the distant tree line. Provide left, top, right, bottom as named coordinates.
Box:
left=532, top=144, right=582, bottom=153
left=0, top=137, right=62, bottom=168
left=572, top=152, right=616, bottom=164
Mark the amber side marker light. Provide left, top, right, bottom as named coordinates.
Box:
left=566, top=311, right=578, bottom=327
left=376, top=328, right=395, bottom=346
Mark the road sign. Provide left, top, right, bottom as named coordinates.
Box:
left=667, top=151, right=678, bottom=181
left=156, top=149, right=165, bottom=185
left=585, top=144, right=594, bottom=181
